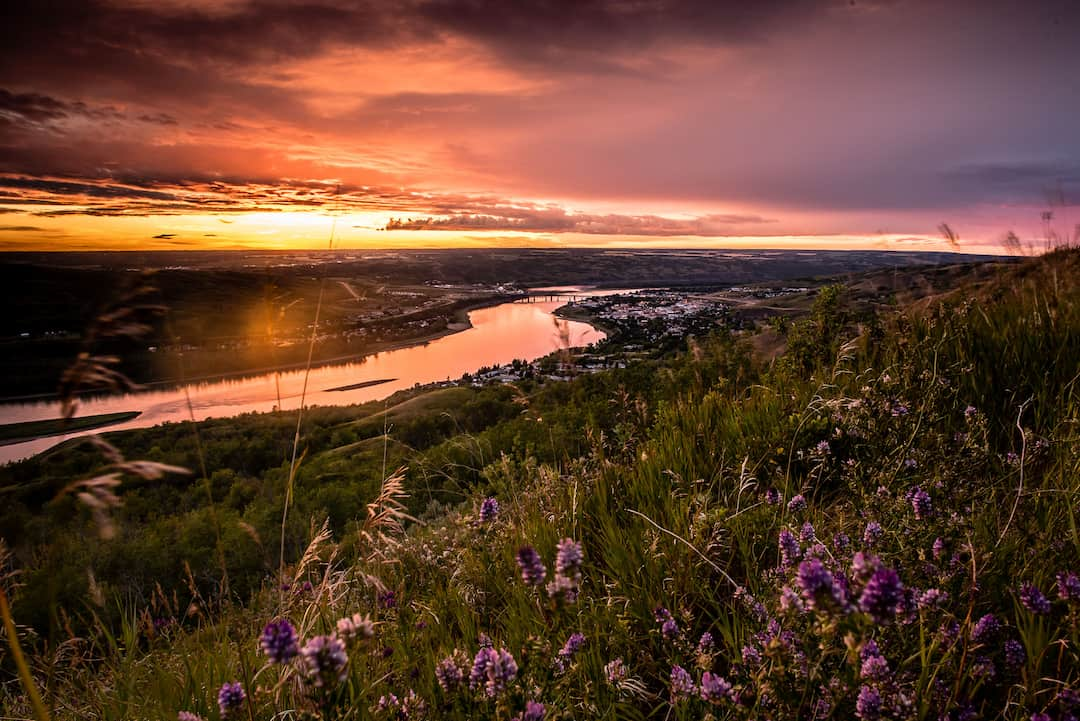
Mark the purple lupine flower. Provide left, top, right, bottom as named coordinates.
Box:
left=177, top=713, right=206, bottom=721
left=932, top=537, right=946, bottom=560
left=917, top=588, right=947, bottom=609
left=971, top=655, right=995, bottom=680
left=469, top=647, right=517, bottom=696
left=815, top=440, right=831, bottom=455
left=863, top=521, right=883, bottom=546
left=697, top=632, right=715, bottom=655
left=260, top=618, right=299, bottom=664
left=797, top=558, right=845, bottom=612
left=964, top=405, right=977, bottom=419
left=654, top=606, right=672, bottom=622
left=891, top=403, right=909, bottom=417
left=1057, top=571, right=1080, bottom=602
left=1031, top=714, right=1052, bottom=721
left=903, top=458, right=918, bottom=469
left=436, top=653, right=466, bottom=692
left=479, top=497, right=499, bottom=523
left=765, top=488, right=781, bottom=505
left=859, top=567, right=904, bottom=623
left=1057, top=688, right=1080, bottom=709
left=604, top=658, right=627, bottom=684
left=661, top=618, right=680, bottom=641
left=855, top=685, right=882, bottom=720
left=217, top=682, right=246, bottom=719
left=670, top=665, right=696, bottom=701
left=779, top=529, right=800, bottom=568
left=910, top=487, right=932, bottom=520
left=555, top=538, right=583, bottom=581
left=833, top=533, right=851, bottom=552
left=788, top=494, right=807, bottom=513
left=800, top=522, right=817, bottom=543
left=1004, top=639, right=1026, bottom=669
left=971, top=614, right=1000, bottom=644
left=1019, top=583, right=1051, bottom=614
left=859, top=640, right=889, bottom=681
left=699, top=671, right=733, bottom=704
left=779, top=585, right=805, bottom=614
left=378, top=590, right=397, bottom=608
left=301, top=635, right=348, bottom=688
left=518, top=701, right=545, bottom=721
left=741, top=645, right=762, bottom=667
left=558, top=632, right=585, bottom=663
left=375, top=693, right=399, bottom=714
left=851, top=551, right=880, bottom=583
left=516, top=546, right=547, bottom=586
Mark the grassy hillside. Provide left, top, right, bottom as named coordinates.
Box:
left=1, top=250, right=1078, bottom=720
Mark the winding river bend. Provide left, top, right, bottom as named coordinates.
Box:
left=0, top=295, right=608, bottom=463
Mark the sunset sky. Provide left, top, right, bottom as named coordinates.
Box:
left=1, top=0, right=1077, bottom=253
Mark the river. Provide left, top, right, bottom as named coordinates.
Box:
left=0, top=293, right=614, bottom=463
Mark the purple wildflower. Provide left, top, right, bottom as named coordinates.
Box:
left=932, top=537, right=946, bottom=560
left=697, top=632, right=715, bottom=655
left=301, top=635, right=348, bottom=688
left=479, top=497, right=499, bottom=523
left=469, top=647, right=518, bottom=697
left=654, top=606, right=672, bottom=622
left=670, top=665, right=696, bottom=701
left=555, top=538, right=584, bottom=581
left=863, top=521, right=883, bottom=547
left=910, top=487, right=932, bottom=520
left=1031, top=714, right=1052, bottom=721
left=904, top=458, right=918, bottom=469
left=855, top=685, right=882, bottom=720
left=917, top=588, right=947, bottom=609
left=971, top=655, right=996, bottom=680
left=971, top=614, right=1000, bottom=644
left=177, top=713, right=206, bottom=721
left=661, top=618, right=680, bottom=641
left=1020, top=583, right=1051, bottom=614
left=800, top=522, right=817, bottom=543
left=1004, top=639, right=1026, bottom=669
left=788, top=494, right=807, bottom=513
left=604, top=658, right=627, bottom=684
left=859, top=567, right=904, bottom=623
left=516, top=546, right=547, bottom=586
left=859, top=640, right=889, bottom=681
left=436, top=653, right=466, bottom=692
left=779, top=529, right=800, bottom=569
left=964, top=405, right=977, bottom=419
left=558, top=632, right=585, bottom=664
left=815, top=440, right=831, bottom=455
left=797, top=558, right=845, bottom=612
left=1057, top=571, right=1080, bottom=602
left=517, top=701, right=545, bottom=721
left=891, top=403, right=909, bottom=417
left=741, top=645, right=762, bottom=667
left=766, top=488, right=781, bottom=505
left=700, top=672, right=733, bottom=704
left=259, top=618, right=299, bottom=664
left=378, top=590, right=397, bottom=608
left=217, top=682, right=246, bottom=719
left=833, top=533, right=851, bottom=552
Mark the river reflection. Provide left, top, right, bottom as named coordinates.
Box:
left=0, top=298, right=606, bottom=463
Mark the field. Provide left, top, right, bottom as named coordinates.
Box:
left=1, top=249, right=1077, bottom=721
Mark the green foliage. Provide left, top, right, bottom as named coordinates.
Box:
left=3, top=251, right=1080, bottom=720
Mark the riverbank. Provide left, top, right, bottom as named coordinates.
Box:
left=0, top=411, right=141, bottom=445
left=0, top=294, right=520, bottom=404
